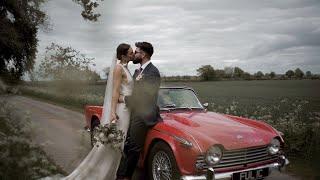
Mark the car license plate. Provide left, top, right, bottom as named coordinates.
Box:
left=232, top=168, right=269, bottom=180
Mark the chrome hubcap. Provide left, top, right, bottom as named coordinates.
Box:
left=152, top=151, right=172, bottom=180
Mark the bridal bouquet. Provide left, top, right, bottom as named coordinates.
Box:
left=92, top=123, right=125, bottom=152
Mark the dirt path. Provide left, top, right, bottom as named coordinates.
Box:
left=5, top=95, right=91, bottom=173
left=4, top=95, right=299, bottom=179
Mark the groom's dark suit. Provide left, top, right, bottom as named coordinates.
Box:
left=117, top=62, right=162, bottom=178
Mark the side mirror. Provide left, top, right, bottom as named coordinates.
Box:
left=203, top=103, right=209, bottom=108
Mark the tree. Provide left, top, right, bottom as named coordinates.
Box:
left=72, top=0, right=104, bottom=22
left=85, top=68, right=101, bottom=82
left=295, top=68, right=304, bottom=79
left=242, top=72, right=251, bottom=80
left=0, top=0, right=104, bottom=84
left=215, top=69, right=225, bottom=79
left=285, top=70, right=294, bottom=78
left=270, top=72, right=276, bottom=79
left=224, top=67, right=233, bottom=78
left=233, top=67, right=244, bottom=78
left=306, top=71, right=312, bottom=78
left=254, top=71, right=264, bottom=80
left=197, top=65, right=215, bottom=81
left=38, top=43, right=100, bottom=82
left=0, top=0, right=47, bottom=83
left=28, top=70, right=39, bottom=82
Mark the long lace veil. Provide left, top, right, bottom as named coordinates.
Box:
left=62, top=55, right=118, bottom=180
left=101, top=55, right=117, bottom=125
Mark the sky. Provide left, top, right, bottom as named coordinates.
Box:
left=36, top=0, right=320, bottom=77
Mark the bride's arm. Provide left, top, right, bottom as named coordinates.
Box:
left=110, top=64, right=122, bottom=122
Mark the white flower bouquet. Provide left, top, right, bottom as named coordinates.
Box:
left=92, top=123, right=125, bottom=152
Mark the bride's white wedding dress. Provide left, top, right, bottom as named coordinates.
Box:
left=63, top=63, right=133, bottom=180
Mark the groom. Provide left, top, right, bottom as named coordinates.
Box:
left=117, top=42, right=162, bottom=180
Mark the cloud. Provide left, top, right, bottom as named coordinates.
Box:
left=247, top=16, right=320, bottom=58
left=36, top=0, right=320, bottom=77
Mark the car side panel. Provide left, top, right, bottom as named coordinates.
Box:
left=141, top=127, right=200, bottom=175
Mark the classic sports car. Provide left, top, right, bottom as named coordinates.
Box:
left=84, top=87, right=289, bottom=180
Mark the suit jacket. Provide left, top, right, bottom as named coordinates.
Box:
left=125, top=62, right=162, bottom=126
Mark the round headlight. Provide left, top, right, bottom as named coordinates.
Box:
left=268, top=138, right=281, bottom=155
left=205, top=146, right=223, bottom=165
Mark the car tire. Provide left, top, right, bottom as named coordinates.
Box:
left=148, top=141, right=181, bottom=180
left=90, top=118, right=100, bottom=148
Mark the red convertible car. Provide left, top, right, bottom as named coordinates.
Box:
left=84, top=87, right=289, bottom=180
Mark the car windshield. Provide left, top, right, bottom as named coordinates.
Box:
left=157, top=88, right=204, bottom=109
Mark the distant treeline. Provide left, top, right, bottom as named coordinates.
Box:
left=15, top=64, right=320, bottom=85
left=162, top=65, right=320, bottom=82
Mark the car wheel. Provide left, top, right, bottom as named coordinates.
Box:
left=148, top=141, right=181, bottom=180
left=90, top=118, right=100, bottom=148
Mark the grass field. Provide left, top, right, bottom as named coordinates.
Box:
left=22, top=80, right=320, bottom=110
left=163, top=80, right=320, bottom=112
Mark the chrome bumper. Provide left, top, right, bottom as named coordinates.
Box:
left=181, top=156, right=289, bottom=180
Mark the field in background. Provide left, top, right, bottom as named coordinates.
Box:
left=164, top=80, right=320, bottom=111
left=20, top=80, right=320, bottom=179
left=21, top=80, right=320, bottom=114
left=21, top=80, right=320, bottom=109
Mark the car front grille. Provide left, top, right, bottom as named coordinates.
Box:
left=196, top=145, right=279, bottom=169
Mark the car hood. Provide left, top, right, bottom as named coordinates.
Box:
left=159, top=111, right=277, bottom=152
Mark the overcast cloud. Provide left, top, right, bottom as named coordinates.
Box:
left=37, top=0, right=320, bottom=77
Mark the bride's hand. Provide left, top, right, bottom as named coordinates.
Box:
left=110, top=112, right=118, bottom=123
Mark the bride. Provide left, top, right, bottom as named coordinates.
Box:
left=63, top=43, right=134, bottom=180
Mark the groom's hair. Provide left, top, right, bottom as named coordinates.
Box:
left=116, top=43, right=130, bottom=60
left=135, top=42, right=153, bottom=57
